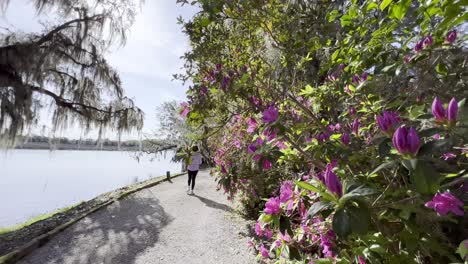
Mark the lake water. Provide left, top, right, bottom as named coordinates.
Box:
left=0, top=149, right=181, bottom=227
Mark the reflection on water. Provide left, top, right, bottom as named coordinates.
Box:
left=0, top=149, right=181, bottom=227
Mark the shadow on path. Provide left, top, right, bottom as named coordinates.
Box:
left=194, top=195, right=233, bottom=213
left=19, top=195, right=173, bottom=264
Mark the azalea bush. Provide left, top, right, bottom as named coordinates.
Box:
left=177, top=0, right=467, bottom=262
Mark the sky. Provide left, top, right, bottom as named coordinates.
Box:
left=0, top=0, right=198, bottom=139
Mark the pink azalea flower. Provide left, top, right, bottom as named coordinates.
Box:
left=255, top=221, right=263, bottom=236
left=259, top=244, right=269, bottom=258
left=279, top=231, right=291, bottom=242
left=179, top=102, right=190, bottom=117
left=264, top=228, right=273, bottom=239
left=247, top=240, right=255, bottom=248
left=432, top=133, right=441, bottom=140
left=264, top=197, right=281, bottom=215
left=358, top=256, right=366, bottom=264
left=263, top=159, right=272, bottom=170
left=279, top=181, right=293, bottom=203
left=246, top=118, right=258, bottom=133
left=425, top=192, right=464, bottom=216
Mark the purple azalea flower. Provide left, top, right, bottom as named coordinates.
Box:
left=221, top=165, right=227, bottom=174
left=423, top=34, right=433, bottom=47
left=220, top=76, right=230, bottom=90
left=358, top=256, right=367, bottom=264
left=274, top=239, right=281, bottom=247
left=361, top=72, right=368, bottom=81
left=352, top=75, right=361, bottom=84
left=345, top=84, right=352, bottom=94
left=392, top=126, right=420, bottom=157
left=447, top=98, right=458, bottom=123
left=414, top=39, right=424, bottom=52
left=263, top=128, right=277, bottom=141
left=246, top=118, right=258, bottom=133
left=259, top=244, right=269, bottom=258
left=425, top=192, right=464, bottom=216
left=200, top=85, right=208, bottom=95
left=446, top=30, right=457, bottom=43
left=255, top=221, right=263, bottom=236
left=263, top=159, right=272, bottom=170
left=256, top=137, right=264, bottom=145
left=264, top=197, right=281, bottom=215
left=279, top=231, right=291, bottom=242
left=279, top=181, right=294, bottom=203
left=376, top=111, right=400, bottom=134
left=352, top=118, right=360, bottom=136
left=247, top=144, right=257, bottom=153
left=339, top=63, right=345, bottom=71
left=262, top=106, right=279, bottom=123
left=432, top=97, right=446, bottom=122
left=274, top=140, right=288, bottom=150
left=442, top=152, right=456, bottom=160
left=432, top=133, right=441, bottom=140
left=341, top=132, right=350, bottom=145
left=215, top=63, right=222, bottom=71
left=324, top=163, right=343, bottom=197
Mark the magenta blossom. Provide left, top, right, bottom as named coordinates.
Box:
left=263, top=128, right=277, bottom=141
left=255, top=221, right=263, bottom=236
left=425, top=192, right=464, bottom=216
left=376, top=111, right=400, bottom=134
left=263, top=159, right=272, bottom=170
left=259, top=244, right=269, bottom=258
left=179, top=102, right=190, bottom=117
left=256, top=137, right=264, bottom=145
left=447, top=98, right=458, bottom=124
left=262, top=106, right=279, bottom=123
left=442, top=152, right=456, bottom=160
left=341, top=132, right=350, bottom=145
left=392, top=126, right=420, bottom=157
left=264, top=228, right=273, bottom=239
left=358, top=256, right=367, bottom=264
left=432, top=97, right=446, bottom=122
left=446, top=30, right=457, bottom=43
left=247, top=240, right=254, bottom=248
left=247, top=144, right=257, bottom=153
left=279, top=181, right=294, bottom=203
left=404, top=54, right=412, bottom=63
left=349, top=106, right=357, bottom=116
left=423, top=34, right=433, bottom=47
left=414, top=39, right=424, bottom=52
left=320, top=230, right=336, bottom=258
left=339, top=63, right=345, bottom=71
left=264, top=197, right=281, bottom=215
left=324, top=163, right=342, bottom=197
left=352, top=118, right=360, bottom=136
left=246, top=118, right=258, bottom=133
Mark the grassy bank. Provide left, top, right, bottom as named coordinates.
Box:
left=0, top=202, right=84, bottom=236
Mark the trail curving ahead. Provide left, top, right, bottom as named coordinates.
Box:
left=17, top=171, right=256, bottom=264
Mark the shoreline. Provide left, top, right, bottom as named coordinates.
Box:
left=0, top=171, right=187, bottom=262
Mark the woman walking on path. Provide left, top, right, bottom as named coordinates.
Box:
left=187, top=146, right=202, bottom=195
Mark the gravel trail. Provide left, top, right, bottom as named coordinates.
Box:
left=17, top=171, right=256, bottom=264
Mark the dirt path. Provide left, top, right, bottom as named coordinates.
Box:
left=17, top=171, right=256, bottom=264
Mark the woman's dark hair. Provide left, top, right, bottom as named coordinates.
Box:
left=192, top=146, right=199, bottom=152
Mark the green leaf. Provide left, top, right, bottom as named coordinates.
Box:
left=411, top=160, right=441, bottom=194
left=390, top=0, right=411, bottom=20
left=418, top=138, right=453, bottom=156
left=366, top=2, right=379, bottom=11
left=262, top=214, right=272, bottom=223
left=308, top=201, right=333, bottom=218
left=456, top=239, right=468, bottom=260
left=380, top=0, right=393, bottom=11
left=296, top=181, right=320, bottom=192
left=332, top=201, right=371, bottom=237
left=332, top=207, right=352, bottom=238
left=369, top=160, right=397, bottom=176
left=436, top=63, right=448, bottom=76
left=340, top=185, right=378, bottom=203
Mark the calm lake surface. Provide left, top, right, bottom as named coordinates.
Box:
left=0, top=149, right=181, bottom=227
